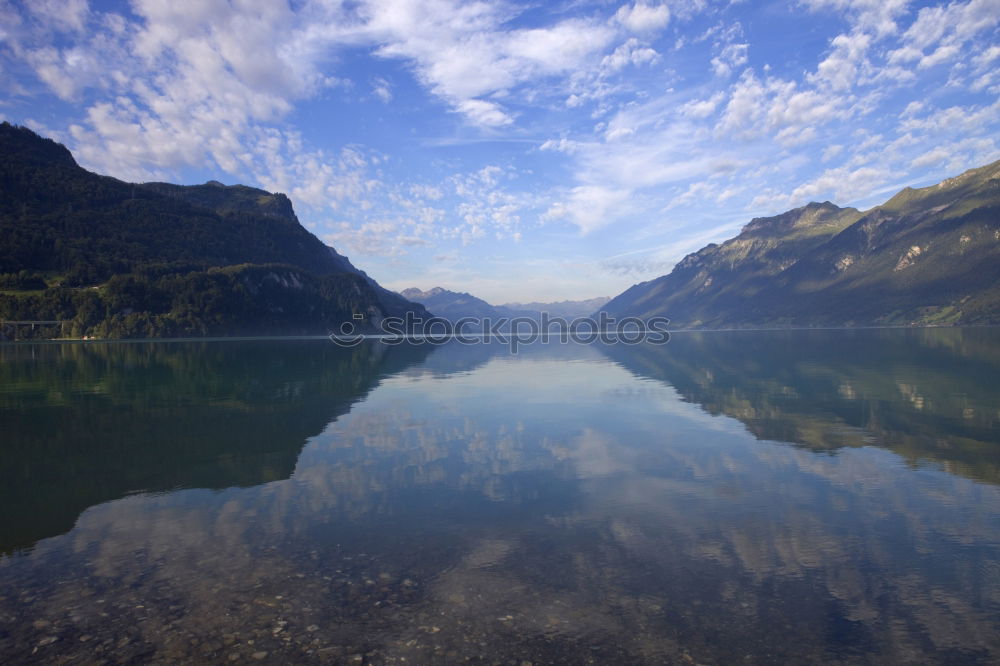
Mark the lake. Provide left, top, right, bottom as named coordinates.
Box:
left=1, top=328, right=999, bottom=664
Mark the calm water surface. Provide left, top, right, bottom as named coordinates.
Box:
left=1, top=329, right=999, bottom=664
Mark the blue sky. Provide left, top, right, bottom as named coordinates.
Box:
left=1, top=0, right=998, bottom=303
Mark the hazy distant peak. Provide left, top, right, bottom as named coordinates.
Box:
left=401, top=286, right=453, bottom=299
left=499, top=296, right=612, bottom=318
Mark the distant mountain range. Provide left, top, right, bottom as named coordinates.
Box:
left=0, top=123, right=429, bottom=338
left=601, top=161, right=1000, bottom=328
left=400, top=287, right=501, bottom=321
left=499, top=296, right=611, bottom=319
left=400, top=287, right=609, bottom=323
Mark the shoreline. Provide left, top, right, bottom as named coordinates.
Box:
left=2, top=322, right=997, bottom=345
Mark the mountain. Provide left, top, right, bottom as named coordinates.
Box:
left=401, top=286, right=611, bottom=323
left=498, top=296, right=611, bottom=319
left=601, top=161, right=1000, bottom=328
left=0, top=123, right=430, bottom=338
left=400, top=287, right=504, bottom=322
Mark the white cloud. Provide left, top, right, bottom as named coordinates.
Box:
left=901, top=0, right=1000, bottom=50
left=715, top=67, right=852, bottom=145
left=324, top=220, right=416, bottom=258
left=887, top=45, right=921, bottom=64
left=544, top=185, right=632, bottom=234
left=316, top=161, right=535, bottom=258
left=822, top=144, right=845, bottom=161
left=775, top=125, right=818, bottom=147
left=368, top=2, right=616, bottom=126
left=539, top=105, right=728, bottom=232
left=974, top=45, right=1000, bottom=67
left=26, top=0, right=89, bottom=34
left=5, top=0, right=339, bottom=183
left=600, top=38, right=660, bottom=73
left=788, top=165, right=892, bottom=205
left=456, top=99, right=513, bottom=127
left=615, top=2, right=671, bottom=33
left=254, top=134, right=380, bottom=211
left=908, top=137, right=1000, bottom=171
left=917, top=43, right=960, bottom=69
left=810, top=31, right=871, bottom=91
left=767, top=88, right=842, bottom=128
left=911, top=147, right=950, bottom=167
left=710, top=43, right=748, bottom=78
left=800, top=0, right=910, bottom=37
left=2, top=0, right=634, bottom=181
left=372, top=76, right=393, bottom=102
left=668, top=181, right=712, bottom=208
left=716, top=70, right=771, bottom=137
left=605, top=126, right=635, bottom=141
left=410, top=184, right=444, bottom=200
left=899, top=98, right=1000, bottom=134
left=539, top=137, right=582, bottom=154
left=887, top=0, right=1000, bottom=80
left=681, top=92, right=725, bottom=118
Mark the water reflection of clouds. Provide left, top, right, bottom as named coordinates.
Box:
left=3, top=338, right=1000, bottom=663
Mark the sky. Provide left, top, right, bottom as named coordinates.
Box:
left=1, top=0, right=998, bottom=303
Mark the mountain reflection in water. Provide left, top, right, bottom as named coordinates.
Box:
left=0, top=329, right=998, bottom=664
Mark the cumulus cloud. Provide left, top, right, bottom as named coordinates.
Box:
left=899, top=98, right=1000, bottom=134
left=456, top=99, right=513, bottom=127
left=711, top=43, right=748, bottom=78
left=715, top=70, right=771, bottom=137
left=681, top=92, right=725, bottom=118
left=600, top=38, right=660, bottom=73
left=4, top=0, right=339, bottom=183
left=1, top=0, right=635, bottom=182
left=810, top=31, right=871, bottom=90
left=800, top=0, right=910, bottom=37
left=615, top=2, right=671, bottom=33
left=367, top=2, right=616, bottom=126
left=791, top=165, right=890, bottom=201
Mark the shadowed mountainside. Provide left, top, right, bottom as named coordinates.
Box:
left=0, top=123, right=429, bottom=338
left=601, top=161, right=1000, bottom=327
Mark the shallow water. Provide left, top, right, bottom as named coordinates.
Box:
left=1, top=328, right=999, bottom=664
